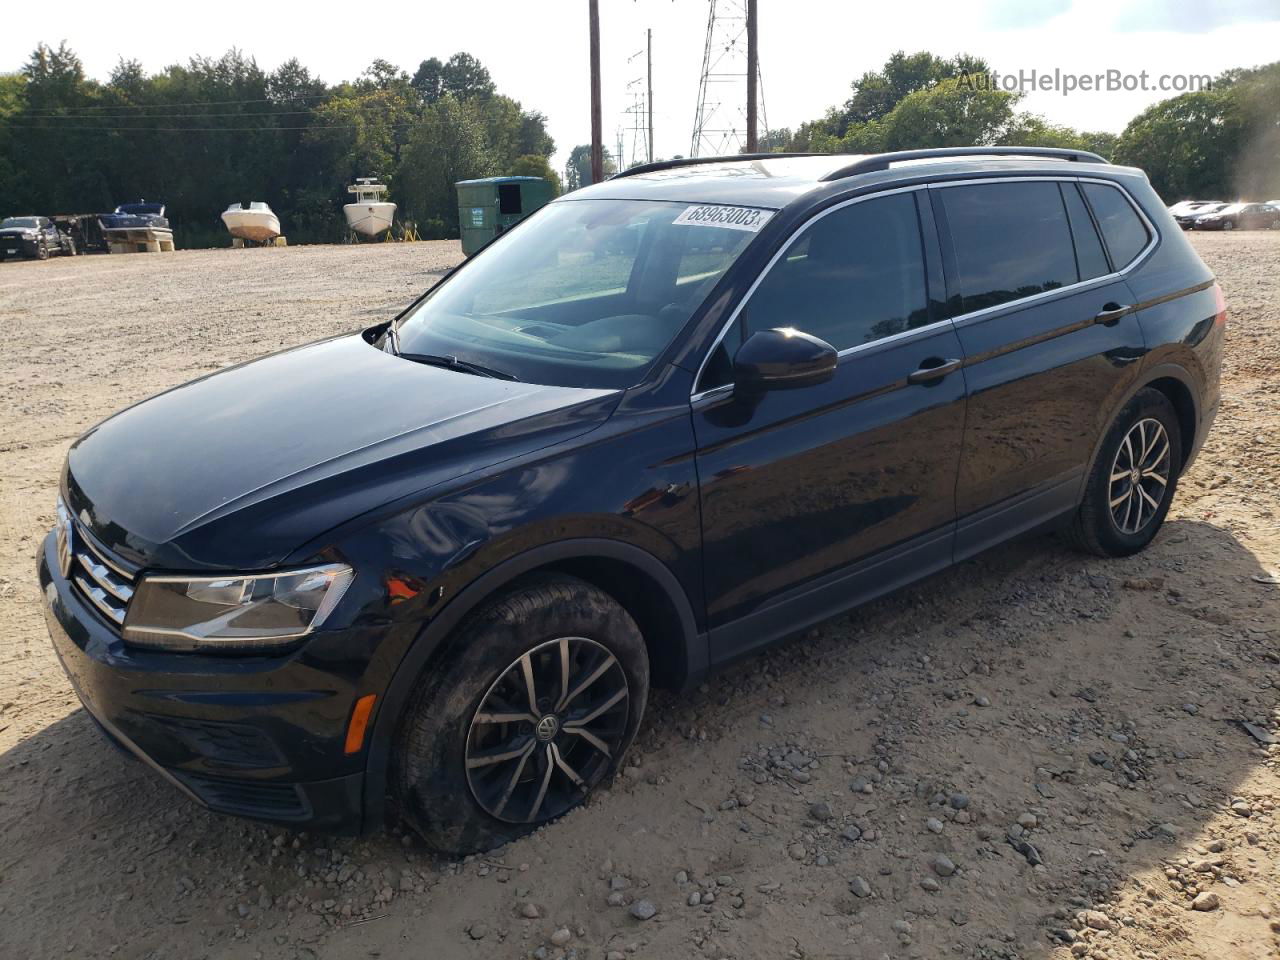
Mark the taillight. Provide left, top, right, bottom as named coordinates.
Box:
left=1212, top=282, right=1227, bottom=327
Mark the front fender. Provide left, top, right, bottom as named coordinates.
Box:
left=358, top=535, right=703, bottom=832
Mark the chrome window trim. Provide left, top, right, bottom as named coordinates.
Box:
left=690, top=184, right=929, bottom=401
left=689, top=174, right=1159, bottom=401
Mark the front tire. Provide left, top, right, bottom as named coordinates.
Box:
left=394, top=574, right=649, bottom=854
left=1065, top=388, right=1182, bottom=557
left=36, top=239, right=49, bottom=260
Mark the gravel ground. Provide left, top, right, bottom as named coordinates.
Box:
left=0, top=234, right=1277, bottom=960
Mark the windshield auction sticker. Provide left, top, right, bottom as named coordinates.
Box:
left=673, top=204, right=775, bottom=232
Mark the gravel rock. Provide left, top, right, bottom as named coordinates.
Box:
left=931, top=855, right=957, bottom=877
left=629, top=899, right=657, bottom=921
left=550, top=927, right=572, bottom=946
left=1191, top=892, right=1220, bottom=912
left=849, top=876, right=872, bottom=898
left=809, top=801, right=833, bottom=822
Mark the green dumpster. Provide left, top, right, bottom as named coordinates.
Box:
left=456, top=176, right=555, bottom=256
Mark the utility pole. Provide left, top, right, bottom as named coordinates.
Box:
left=646, top=29, right=654, bottom=163
left=745, top=0, right=758, bottom=152
left=589, top=0, right=603, bottom=183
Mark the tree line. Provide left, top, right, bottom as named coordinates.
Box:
left=0, top=44, right=561, bottom=246
left=766, top=51, right=1280, bottom=202
left=2, top=45, right=1275, bottom=248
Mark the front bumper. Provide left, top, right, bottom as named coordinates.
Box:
left=0, top=235, right=39, bottom=258
left=38, top=532, right=368, bottom=831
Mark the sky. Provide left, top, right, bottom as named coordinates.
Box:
left=4, top=0, right=1280, bottom=172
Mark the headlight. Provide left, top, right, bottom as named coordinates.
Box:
left=123, top=563, right=354, bottom=652
left=54, top=496, right=73, bottom=579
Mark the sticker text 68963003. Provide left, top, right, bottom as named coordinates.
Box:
left=672, top=204, right=775, bottom=232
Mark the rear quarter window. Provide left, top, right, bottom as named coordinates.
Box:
left=1082, top=182, right=1150, bottom=269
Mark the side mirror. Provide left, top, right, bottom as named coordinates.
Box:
left=733, top=327, right=838, bottom=400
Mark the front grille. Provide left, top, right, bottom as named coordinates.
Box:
left=70, top=525, right=136, bottom=627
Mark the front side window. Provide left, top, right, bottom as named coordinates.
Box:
left=697, top=192, right=930, bottom=392
left=742, top=192, right=930, bottom=350
left=394, top=199, right=763, bottom=389
left=940, top=181, right=1079, bottom=314
left=1081, top=182, right=1150, bottom=269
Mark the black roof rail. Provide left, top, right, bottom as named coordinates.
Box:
left=609, top=152, right=825, bottom=180
left=820, top=146, right=1109, bottom=181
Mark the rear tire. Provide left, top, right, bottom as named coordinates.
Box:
left=36, top=239, right=49, bottom=261
left=394, top=574, right=649, bottom=854
left=1064, top=388, right=1182, bottom=557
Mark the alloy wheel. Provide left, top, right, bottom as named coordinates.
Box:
left=1108, top=417, right=1171, bottom=535
left=464, top=636, right=629, bottom=824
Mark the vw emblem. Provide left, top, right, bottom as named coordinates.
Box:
left=534, top=714, right=560, bottom=741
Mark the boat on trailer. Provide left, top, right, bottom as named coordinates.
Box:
left=344, top=178, right=396, bottom=239
left=99, top=201, right=174, bottom=252
left=221, top=202, right=282, bottom=245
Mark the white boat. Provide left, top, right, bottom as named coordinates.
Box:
left=221, top=202, right=281, bottom=244
left=344, top=178, right=396, bottom=238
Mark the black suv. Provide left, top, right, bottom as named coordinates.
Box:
left=0, top=215, right=77, bottom=260
left=40, top=147, right=1223, bottom=853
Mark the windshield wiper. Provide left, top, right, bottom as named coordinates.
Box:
left=397, top=352, right=520, bottom=382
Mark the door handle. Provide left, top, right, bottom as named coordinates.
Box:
left=1093, top=302, right=1131, bottom=326
left=907, top=357, right=962, bottom=384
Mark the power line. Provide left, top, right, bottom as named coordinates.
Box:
left=15, top=93, right=334, bottom=115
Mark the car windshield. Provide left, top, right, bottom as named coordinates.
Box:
left=1, top=218, right=39, bottom=228
left=393, top=198, right=765, bottom=389
left=1215, top=203, right=1247, bottom=214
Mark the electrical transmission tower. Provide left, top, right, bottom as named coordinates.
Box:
left=691, top=0, right=766, bottom=157
left=616, top=42, right=650, bottom=171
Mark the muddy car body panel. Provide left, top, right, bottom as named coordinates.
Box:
left=40, top=148, right=1224, bottom=835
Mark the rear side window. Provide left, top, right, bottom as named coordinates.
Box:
left=1082, top=182, right=1150, bottom=269
left=740, top=192, right=930, bottom=351
left=1060, top=182, right=1111, bottom=280
left=940, top=182, right=1078, bottom=313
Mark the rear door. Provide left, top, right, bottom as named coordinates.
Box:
left=691, top=188, right=967, bottom=662
left=934, top=177, right=1150, bottom=558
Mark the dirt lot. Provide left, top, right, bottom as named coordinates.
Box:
left=1, top=234, right=1277, bottom=960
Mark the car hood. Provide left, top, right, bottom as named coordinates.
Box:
left=65, top=334, right=619, bottom=570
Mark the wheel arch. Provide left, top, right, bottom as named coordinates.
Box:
left=360, top=538, right=705, bottom=832
left=1082, top=363, right=1201, bottom=491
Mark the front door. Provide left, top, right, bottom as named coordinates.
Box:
left=691, top=189, right=968, bottom=664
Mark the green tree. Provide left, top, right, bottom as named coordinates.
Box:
left=508, top=154, right=562, bottom=194
left=1113, top=89, right=1246, bottom=199
left=397, top=95, right=496, bottom=233
left=564, top=144, right=616, bottom=190
left=874, top=78, right=1018, bottom=149
left=441, top=53, right=495, bottom=101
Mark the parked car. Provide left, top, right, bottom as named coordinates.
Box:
left=1173, top=201, right=1227, bottom=230
left=0, top=216, right=77, bottom=260
left=1191, top=201, right=1280, bottom=231
left=1167, top=199, right=1212, bottom=218
left=39, top=147, right=1224, bottom=853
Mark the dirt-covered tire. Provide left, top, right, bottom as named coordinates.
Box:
left=36, top=239, right=49, bottom=261
left=1064, top=387, right=1182, bottom=557
left=394, top=574, right=649, bottom=855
